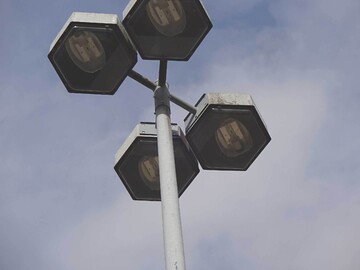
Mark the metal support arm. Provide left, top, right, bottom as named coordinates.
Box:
left=128, top=70, right=197, bottom=115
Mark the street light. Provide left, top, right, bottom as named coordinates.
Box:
left=48, top=12, right=137, bottom=94
left=122, top=0, right=212, bottom=60
left=48, top=4, right=270, bottom=270
left=185, top=93, right=271, bottom=170
left=114, top=122, right=199, bottom=201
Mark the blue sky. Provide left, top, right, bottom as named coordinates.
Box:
left=1, top=0, right=360, bottom=269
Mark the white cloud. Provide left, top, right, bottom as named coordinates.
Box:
left=56, top=53, right=339, bottom=270
left=58, top=197, right=164, bottom=270
left=52, top=0, right=360, bottom=269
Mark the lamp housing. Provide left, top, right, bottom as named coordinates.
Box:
left=122, top=0, right=212, bottom=61
left=114, top=122, right=199, bottom=201
left=185, top=93, right=271, bottom=171
left=48, top=12, right=137, bottom=95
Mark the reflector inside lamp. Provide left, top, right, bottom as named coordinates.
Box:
left=138, top=155, right=160, bottom=190
left=215, top=118, right=253, bottom=158
left=65, top=30, right=106, bottom=73
left=146, top=0, right=186, bottom=37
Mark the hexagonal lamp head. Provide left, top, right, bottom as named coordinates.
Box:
left=48, top=12, right=137, bottom=95
left=184, top=93, right=271, bottom=171
left=122, top=0, right=212, bottom=61
left=114, top=122, right=200, bottom=201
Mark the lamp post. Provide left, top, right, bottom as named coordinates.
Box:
left=154, top=84, right=187, bottom=269
left=48, top=2, right=270, bottom=270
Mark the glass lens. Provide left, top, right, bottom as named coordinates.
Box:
left=124, top=0, right=211, bottom=60
left=186, top=106, right=270, bottom=170
left=115, top=136, right=199, bottom=201
left=53, top=25, right=136, bottom=94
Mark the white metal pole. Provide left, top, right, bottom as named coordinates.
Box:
left=154, top=85, right=186, bottom=270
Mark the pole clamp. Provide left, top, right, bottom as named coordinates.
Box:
left=154, top=84, right=171, bottom=111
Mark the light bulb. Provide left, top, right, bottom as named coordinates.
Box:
left=65, top=31, right=106, bottom=73
left=146, top=0, right=186, bottom=37
left=138, top=156, right=160, bottom=190
left=215, top=118, right=253, bottom=157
